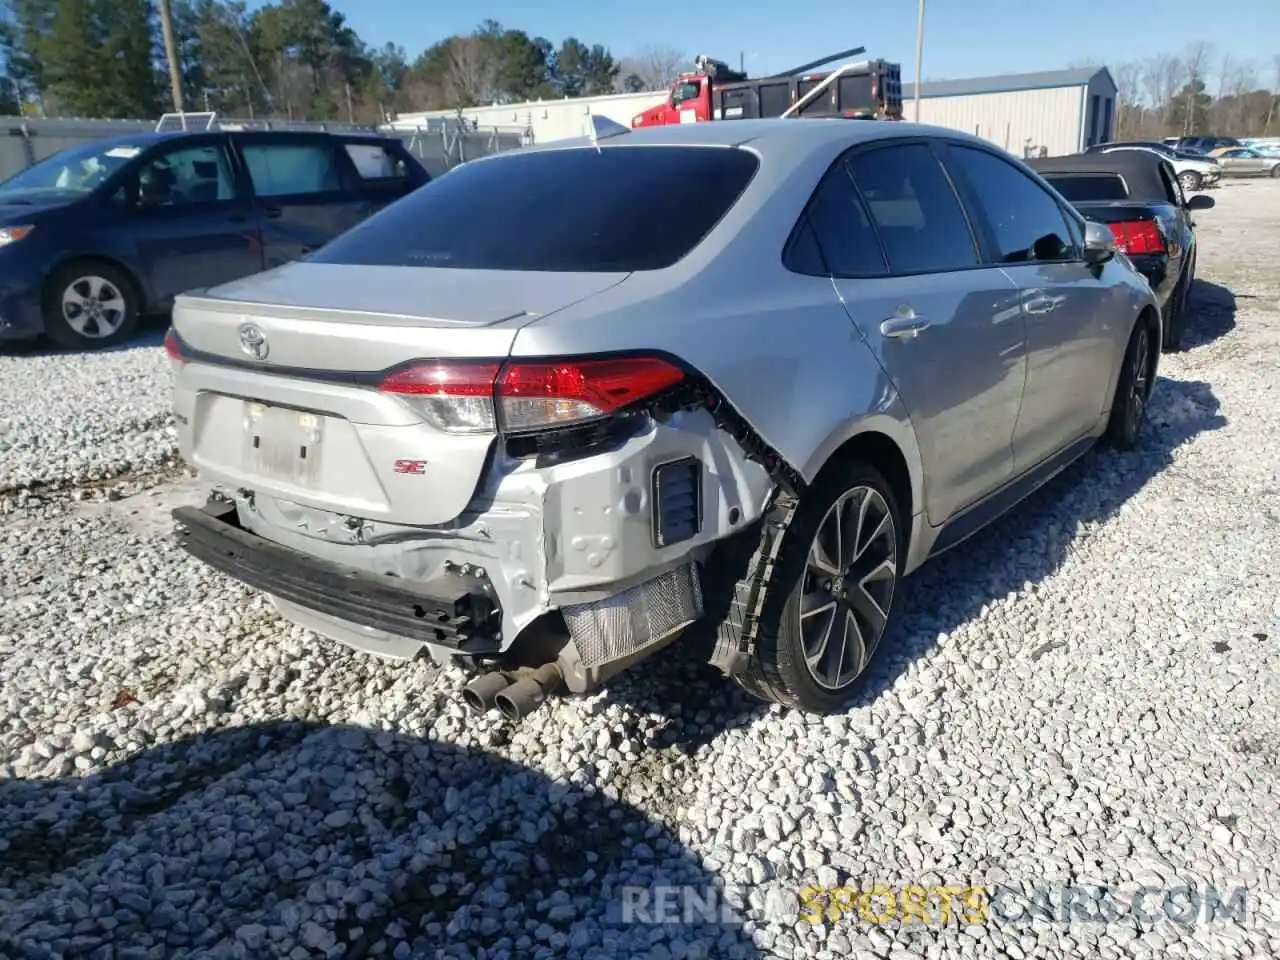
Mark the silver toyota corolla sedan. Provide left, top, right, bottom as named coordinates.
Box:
left=165, top=118, right=1160, bottom=719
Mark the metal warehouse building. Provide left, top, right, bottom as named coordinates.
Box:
left=902, top=67, right=1117, bottom=158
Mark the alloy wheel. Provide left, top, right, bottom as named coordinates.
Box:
left=1127, top=324, right=1151, bottom=437
left=62, top=275, right=127, bottom=339
left=798, top=485, right=898, bottom=690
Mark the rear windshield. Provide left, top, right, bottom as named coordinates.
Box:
left=1042, top=173, right=1129, bottom=202
left=308, top=145, right=760, bottom=272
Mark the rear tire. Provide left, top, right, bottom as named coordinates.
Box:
left=43, top=260, right=140, bottom=350
left=1162, top=272, right=1189, bottom=353
left=1178, top=171, right=1201, bottom=193
left=733, top=460, right=906, bottom=714
left=1105, top=315, right=1156, bottom=450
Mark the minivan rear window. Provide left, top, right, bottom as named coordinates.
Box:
left=1041, top=173, right=1129, bottom=202
left=307, top=145, right=760, bottom=272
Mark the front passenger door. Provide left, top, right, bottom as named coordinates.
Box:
left=121, top=139, right=263, bottom=305
left=941, top=144, right=1117, bottom=473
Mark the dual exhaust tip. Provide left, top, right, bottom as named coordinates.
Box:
left=461, top=663, right=563, bottom=721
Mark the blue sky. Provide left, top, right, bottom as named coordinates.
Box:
left=315, top=0, right=1280, bottom=85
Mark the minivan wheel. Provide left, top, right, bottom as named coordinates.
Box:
left=733, top=460, right=905, bottom=713
left=1105, top=316, right=1155, bottom=450
left=1178, top=171, right=1201, bottom=193
left=43, top=261, right=140, bottom=350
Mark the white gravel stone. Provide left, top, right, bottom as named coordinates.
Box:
left=2, top=182, right=1279, bottom=959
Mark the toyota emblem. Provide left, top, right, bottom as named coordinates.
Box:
left=238, top=323, right=269, bottom=361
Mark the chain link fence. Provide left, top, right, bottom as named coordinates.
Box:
left=0, top=114, right=531, bottom=182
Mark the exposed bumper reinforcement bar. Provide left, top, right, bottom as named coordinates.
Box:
left=171, top=502, right=503, bottom=654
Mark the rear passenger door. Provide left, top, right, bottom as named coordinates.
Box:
left=941, top=143, right=1115, bottom=472
left=819, top=140, right=1028, bottom=525
left=233, top=135, right=368, bottom=268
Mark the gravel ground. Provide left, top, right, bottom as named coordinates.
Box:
left=2, top=181, right=1278, bottom=960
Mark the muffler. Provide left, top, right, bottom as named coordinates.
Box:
left=493, top=664, right=564, bottom=722
left=461, top=671, right=515, bottom=715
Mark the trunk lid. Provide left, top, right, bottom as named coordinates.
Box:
left=171, top=262, right=629, bottom=527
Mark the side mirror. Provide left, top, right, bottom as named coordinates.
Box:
left=1186, top=193, right=1215, bottom=211
left=1082, top=220, right=1116, bottom=265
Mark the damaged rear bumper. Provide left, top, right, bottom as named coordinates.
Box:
left=173, top=501, right=504, bottom=655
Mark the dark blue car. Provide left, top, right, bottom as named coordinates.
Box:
left=0, top=128, right=429, bottom=349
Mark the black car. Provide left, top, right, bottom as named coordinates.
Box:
left=1085, top=140, right=1211, bottom=163
left=1028, top=150, right=1213, bottom=352
left=0, top=129, right=429, bottom=349
left=1172, top=135, right=1241, bottom=155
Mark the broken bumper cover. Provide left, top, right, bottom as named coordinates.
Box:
left=172, top=502, right=504, bottom=654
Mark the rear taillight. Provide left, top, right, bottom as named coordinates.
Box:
left=497, top=357, right=685, bottom=434
left=377, top=355, right=685, bottom=436
left=163, top=327, right=185, bottom=363
left=1107, top=220, right=1166, bottom=255
left=379, top=361, right=503, bottom=434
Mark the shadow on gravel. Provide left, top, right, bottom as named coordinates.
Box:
left=0, top=722, right=762, bottom=959
left=1183, top=279, right=1237, bottom=350
left=611, top=378, right=1225, bottom=751
left=0, top=324, right=166, bottom=359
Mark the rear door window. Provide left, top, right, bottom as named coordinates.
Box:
left=241, top=142, right=343, bottom=197
left=786, top=163, right=888, bottom=276
left=308, top=145, right=759, bottom=272
left=844, top=142, right=979, bottom=274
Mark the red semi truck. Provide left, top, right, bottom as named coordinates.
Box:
left=632, top=48, right=904, bottom=128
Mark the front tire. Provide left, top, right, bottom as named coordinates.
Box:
left=733, top=460, right=906, bottom=713
left=1105, top=316, right=1156, bottom=450
left=43, top=261, right=140, bottom=350
left=1178, top=171, right=1202, bottom=193
left=1271, top=166, right=1280, bottom=178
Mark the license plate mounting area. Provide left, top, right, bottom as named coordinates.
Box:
left=243, top=401, right=324, bottom=485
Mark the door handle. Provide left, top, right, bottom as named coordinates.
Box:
left=880, top=314, right=931, bottom=339
left=1024, top=295, right=1058, bottom=315
left=262, top=205, right=283, bottom=219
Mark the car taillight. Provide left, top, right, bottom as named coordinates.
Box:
left=1107, top=220, right=1166, bottom=255
left=163, top=327, right=185, bottom=363
left=377, top=355, right=686, bottom=436
left=497, top=357, right=685, bottom=434
left=379, top=361, right=503, bottom=434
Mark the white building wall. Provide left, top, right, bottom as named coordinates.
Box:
left=392, top=90, right=667, bottom=143
left=915, top=86, right=1085, bottom=158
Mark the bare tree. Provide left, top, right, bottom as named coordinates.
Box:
left=1215, top=53, right=1235, bottom=102
left=1182, top=41, right=1213, bottom=133
left=622, top=45, right=688, bottom=91
left=444, top=36, right=497, bottom=108
left=1267, top=55, right=1280, bottom=133
left=1113, top=60, right=1143, bottom=138
left=1139, top=54, right=1182, bottom=128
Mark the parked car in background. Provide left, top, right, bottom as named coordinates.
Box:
left=1206, top=147, right=1280, bottom=178
left=1090, top=142, right=1218, bottom=195
left=166, top=118, right=1161, bottom=719
left=1030, top=150, right=1211, bottom=351
left=1085, top=142, right=1220, bottom=193
left=1173, top=135, right=1241, bottom=155
left=0, top=129, right=429, bottom=350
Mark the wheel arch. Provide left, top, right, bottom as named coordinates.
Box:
left=802, top=412, right=923, bottom=557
